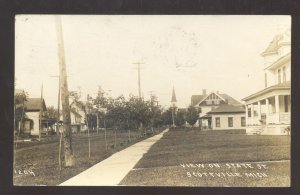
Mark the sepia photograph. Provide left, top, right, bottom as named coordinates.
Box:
left=14, top=15, right=291, bottom=186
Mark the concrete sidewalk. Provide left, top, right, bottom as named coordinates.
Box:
left=60, top=128, right=169, bottom=186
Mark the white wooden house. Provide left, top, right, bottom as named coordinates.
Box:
left=24, top=98, right=47, bottom=135
left=242, top=29, right=291, bottom=135
left=69, top=100, right=86, bottom=133
left=207, top=105, right=246, bottom=130
left=191, top=89, right=243, bottom=129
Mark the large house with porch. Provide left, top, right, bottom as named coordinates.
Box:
left=191, top=89, right=244, bottom=129
left=242, top=29, right=291, bottom=135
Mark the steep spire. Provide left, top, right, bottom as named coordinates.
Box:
left=171, top=87, right=177, bottom=103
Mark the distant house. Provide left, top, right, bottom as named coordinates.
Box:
left=191, top=89, right=243, bottom=129
left=69, top=100, right=86, bottom=133
left=207, top=105, right=246, bottom=130
left=24, top=98, right=47, bottom=135
left=242, top=29, right=291, bottom=135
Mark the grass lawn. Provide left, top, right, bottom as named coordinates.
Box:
left=13, top=128, right=162, bottom=186
left=120, top=128, right=290, bottom=187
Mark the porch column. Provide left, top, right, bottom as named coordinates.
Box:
left=266, top=98, right=269, bottom=124
left=275, top=95, right=280, bottom=123
left=250, top=104, right=254, bottom=124
left=266, top=98, right=269, bottom=113
left=258, top=101, right=261, bottom=120
left=245, top=105, right=248, bottom=126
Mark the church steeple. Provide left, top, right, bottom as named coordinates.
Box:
left=171, top=87, right=177, bottom=107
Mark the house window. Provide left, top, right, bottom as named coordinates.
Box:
left=278, top=69, right=281, bottom=84
left=215, top=117, right=220, bottom=128
left=254, top=109, right=258, bottom=117
left=247, top=108, right=251, bottom=117
left=264, top=73, right=267, bottom=88
left=241, top=117, right=246, bottom=127
left=283, top=66, right=286, bottom=82
left=228, top=117, right=233, bottom=127
left=198, top=108, right=202, bottom=113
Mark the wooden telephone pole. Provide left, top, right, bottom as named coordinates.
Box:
left=133, top=62, right=144, bottom=99
left=39, top=84, right=43, bottom=141
left=133, top=62, right=144, bottom=130
left=55, top=15, right=74, bottom=167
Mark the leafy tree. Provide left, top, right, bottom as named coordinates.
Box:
left=14, top=90, right=28, bottom=133
left=161, top=108, right=173, bottom=126
left=149, top=95, right=163, bottom=129
left=126, top=95, right=152, bottom=130
left=86, top=113, right=97, bottom=129
left=186, top=105, right=199, bottom=127
left=176, top=109, right=186, bottom=127
left=106, top=95, right=128, bottom=130
left=92, top=91, right=164, bottom=132
left=46, top=106, right=59, bottom=119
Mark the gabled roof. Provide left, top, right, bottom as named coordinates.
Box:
left=261, top=30, right=291, bottom=57
left=191, top=95, right=204, bottom=106
left=191, top=92, right=242, bottom=107
left=218, top=93, right=243, bottom=106
left=197, top=92, right=226, bottom=105
left=25, top=98, right=47, bottom=112
left=261, top=34, right=283, bottom=56
left=208, top=105, right=245, bottom=114
left=70, top=100, right=85, bottom=111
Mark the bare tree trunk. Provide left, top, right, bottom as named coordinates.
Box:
left=88, top=121, right=91, bottom=158
left=39, top=84, right=43, bottom=141
left=14, top=98, right=26, bottom=168
left=96, top=112, right=99, bottom=134
left=55, top=15, right=74, bottom=167
left=114, top=128, right=117, bottom=147
left=58, top=130, right=63, bottom=170
left=127, top=119, right=131, bottom=142
left=85, top=100, right=91, bottom=159
left=104, top=119, right=107, bottom=151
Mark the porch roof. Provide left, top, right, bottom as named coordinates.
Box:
left=242, top=81, right=290, bottom=102
left=200, top=114, right=211, bottom=119
left=208, top=105, right=245, bottom=114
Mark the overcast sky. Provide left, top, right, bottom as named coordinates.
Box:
left=15, top=15, right=290, bottom=108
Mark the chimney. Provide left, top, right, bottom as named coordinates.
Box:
left=202, top=89, right=207, bottom=96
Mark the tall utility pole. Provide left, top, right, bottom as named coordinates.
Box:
left=133, top=62, right=144, bottom=99
left=96, top=86, right=101, bottom=134
left=133, top=62, right=145, bottom=130
left=39, top=84, right=43, bottom=141
left=51, top=75, right=62, bottom=169
left=57, top=78, right=60, bottom=124
left=171, top=87, right=177, bottom=128
left=86, top=94, right=91, bottom=158
left=55, top=15, right=74, bottom=167
left=50, top=75, right=61, bottom=130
